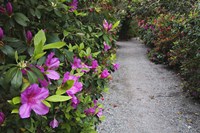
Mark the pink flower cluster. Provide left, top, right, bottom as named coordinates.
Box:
left=84, top=100, right=103, bottom=118
left=103, top=19, right=112, bottom=32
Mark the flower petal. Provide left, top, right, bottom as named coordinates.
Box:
left=34, top=87, right=49, bottom=100
left=46, top=70, right=60, bottom=80
left=32, top=101, right=49, bottom=115
left=19, top=103, right=32, bottom=118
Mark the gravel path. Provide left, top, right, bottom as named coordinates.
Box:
left=98, top=38, right=200, bottom=133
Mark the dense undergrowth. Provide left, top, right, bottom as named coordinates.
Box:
left=127, top=0, right=200, bottom=98
left=0, top=0, right=129, bottom=132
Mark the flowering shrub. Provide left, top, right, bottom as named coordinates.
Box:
left=133, top=0, right=200, bottom=97
left=0, top=0, right=123, bottom=132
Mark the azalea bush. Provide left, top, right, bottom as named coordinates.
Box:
left=0, top=0, right=122, bottom=132
left=133, top=0, right=200, bottom=97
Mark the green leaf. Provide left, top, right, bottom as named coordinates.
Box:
left=12, top=97, right=21, bottom=104
left=64, top=50, right=74, bottom=62
left=79, top=43, right=84, bottom=50
left=11, top=109, right=19, bottom=114
left=21, top=82, right=30, bottom=92
left=11, top=69, right=22, bottom=89
left=86, top=47, right=91, bottom=56
left=56, top=80, right=74, bottom=95
left=34, top=30, right=46, bottom=48
left=30, top=66, right=44, bottom=80
left=15, top=51, right=19, bottom=63
left=0, top=45, right=15, bottom=58
left=34, top=52, right=46, bottom=60
left=14, top=13, right=29, bottom=26
left=43, top=42, right=66, bottom=50
left=112, top=21, right=120, bottom=29
left=5, top=67, right=18, bottom=84
left=27, top=71, right=38, bottom=84
left=42, top=100, right=51, bottom=107
left=92, top=51, right=101, bottom=58
left=103, top=35, right=109, bottom=43
left=46, top=95, right=71, bottom=102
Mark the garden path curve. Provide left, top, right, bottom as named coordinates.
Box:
left=98, top=38, right=200, bottom=133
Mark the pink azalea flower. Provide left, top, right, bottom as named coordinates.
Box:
left=19, top=84, right=49, bottom=119
left=84, top=108, right=96, bottom=115
left=113, top=63, right=120, bottom=71
left=44, top=52, right=60, bottom=80
left=103, top=19, right=112, bottom=32
left=81, top=63, right=91, bottom=73
left=91, top=60, right=98, bottom=69
left=84, top=100, right=103, bottom=117
left=97, top=108, right=103, bottom=117
left=6, top=2, right=12, bottom=16
left=26, top=30, right=33, bottom=44
left=49, top=118, right=59, bottom=128
left=45, top=52, right=60, bottom=70
left=104, top=42, right=111, bottom=51
left=69, top=0, right=78, bottom=12
left=0, top=112, right=5, bottom=125
left=100, top=69, right=110, bottom=79
left=63, top=72, right=83, bottom=108
left=0, top=27, right=3, bottom=40
left=71, top=57, right=82, bottom=69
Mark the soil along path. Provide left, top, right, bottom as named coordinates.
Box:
left=98, top=38, right=200, bottom=133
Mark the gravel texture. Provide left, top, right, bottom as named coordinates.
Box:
left=97, top=38, right=200, bottom=133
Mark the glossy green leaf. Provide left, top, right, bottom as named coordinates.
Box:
left=5, top=67, right=18, bottom=84
left=14, top=13, right=29, bottom=26
left=43, top=42, right=66, bottom=50
left=42, top=100, right=51, bottom=107
left=30, top=66, right=44, bottom=80
left=56, top=80, right=74, bottom=95
left=11, top=69, right=22, bottom=89
left=34, top=30, right=46, bottom=48
left=46, top=95, right=71, bottom=102
left=27, top=71, right=38, bottom=84
left=112, top=21, right=120, bottom=29
left=12, top=97, right=21, bottom=104
left=11, top=109, right=19, bottom=114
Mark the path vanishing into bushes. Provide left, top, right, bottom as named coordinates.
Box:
left=98, top=38, right=200, bottom=133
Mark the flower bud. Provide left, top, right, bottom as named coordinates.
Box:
left=26, top=30, right=33, bottom=43
left=0, top=27, right=4, bottom=40
left=6, top=2, right=13, bottom=16
left=0, top=112, right=5, bottom=126
left=49, top=118, right=59, bottom=128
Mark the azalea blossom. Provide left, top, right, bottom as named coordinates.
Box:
left=63, top=72, right=83, bottom=108
left=104, top=42, right=111, bottom=51
left=84, top=108, right=96, bottom=116
left=113, top=63, right=120, bottom=71
left=69, top=0, right=78, bottom=12
left=19, top=84, right=49, bottom=119
left=0, top=27, right=3, bottom=40
left=71, top=57, right=82, bottom=69
left=26, top=30, right=33, bottom=44
left=100, top=69, right=110, bottom=79
left=91, top=60, right=98, bottom=69
left=49, top=118, right=59, bottom=128
left=6, top=2, right=12, bottom=16
left=44, top=52, right=60, bottom=80
left=103, top=19, right=112, bottom=32
left=84, top=100, right=103, bottom=118
left=0, top=112, right=5, bottom=125
left=97, top=108, right=103, bottom=117
left=81, top=63, right=91, bottom=73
